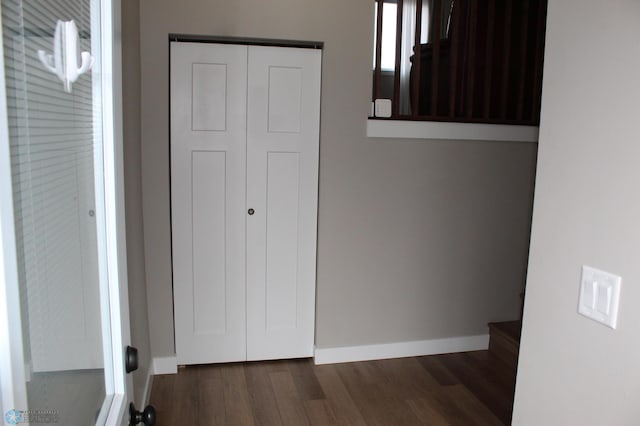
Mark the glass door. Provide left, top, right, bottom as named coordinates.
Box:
left=0, top=0, right=130, bottom=424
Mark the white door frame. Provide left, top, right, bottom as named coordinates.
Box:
left=0, top=22, right=28, bottom=416
left=0, top=0, right=132, bottom=424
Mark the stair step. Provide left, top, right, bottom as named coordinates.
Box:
left=488, top=320, right=521, bottom=370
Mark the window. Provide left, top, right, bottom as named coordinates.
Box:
left=374, top=1, right=397, bottom=70
left=372, top=0, right=548, bottom=125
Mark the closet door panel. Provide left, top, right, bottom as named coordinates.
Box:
left=171, top=42, right=247, bottom=364
left=191, top=152, right=227, bottom=333
left=264, top=152, right=300, bottom=330
left=246, top=46, right=321, bottom=360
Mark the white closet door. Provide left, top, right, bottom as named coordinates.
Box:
left=246, top=46, right=321, bottom=360
left=171, top=42, right=248, bottom=364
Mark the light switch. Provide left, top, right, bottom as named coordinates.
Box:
left=578, top=266, right=621, bottom=329
left=374, top=99, right=392, bottom=117
left=583, top=280, right=597, bottom=309
left=596, top=284, right=612, bottom=315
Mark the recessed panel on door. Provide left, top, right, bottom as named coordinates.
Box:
left=265, top=152, right=300, bottom=330
left=192, top=63, right=227, bottom=131
left=191, top=151, right=227, bottom=334
left=268, top=67, right=302, bottom=133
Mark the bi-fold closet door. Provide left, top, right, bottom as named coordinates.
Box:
left=170, top=41, right=321, bottom=365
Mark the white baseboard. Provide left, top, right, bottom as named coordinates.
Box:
left=152, top=356, right=177, bottom=375
left=142, top=368, right=154, bottom=406
left=313, top=334, right=489, bottom=365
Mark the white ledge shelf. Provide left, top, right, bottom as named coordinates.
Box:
left=367, top=119, right=539, bottom=143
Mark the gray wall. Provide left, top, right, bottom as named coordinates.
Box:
left=139, top=0, right=537, bottom=357
left=513, top=0, right=640, bottom=424
left=122, top=0, right=152, bottom=406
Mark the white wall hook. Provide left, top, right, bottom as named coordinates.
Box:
left=37, top=20, right=94, bottom=93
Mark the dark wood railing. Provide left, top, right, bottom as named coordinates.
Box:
left=373, top=0, right=548, bottom=125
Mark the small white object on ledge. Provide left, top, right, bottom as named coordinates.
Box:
left=374, top=99, right=392, bottom=118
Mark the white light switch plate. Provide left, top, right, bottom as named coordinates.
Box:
left=374, top=99, right=392, bottom=117
left=578, top=265, right=621, bottom=329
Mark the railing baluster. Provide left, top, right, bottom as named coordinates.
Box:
left=393, top=0, right=404, bottom=116
left=449, top=0, right=460, bottom=118
left=466, top=0, right=478, bottom=119
left=531, top=0, right=547, bottom=125
left=517, top=0, right=530, bottom=121
left=374, top=0, right=384, bottom=102
left=500, top=0, right=513, bottom=120
left=431, top=0, right=442, bottom=116
left=412, top=0, right=423, bottom=117
left=483, top=0, right=496, bottom=120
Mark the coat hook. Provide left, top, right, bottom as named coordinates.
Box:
left=37, top=20, right=94, bottom=93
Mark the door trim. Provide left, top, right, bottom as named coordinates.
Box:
left=100, top=0, right=134, bottom=424
left=169, top=33, right=324, bottom=50
left=0, top=1, right=29, bottom=413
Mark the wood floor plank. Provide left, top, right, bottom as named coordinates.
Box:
left=260, top=359, right=290, bottom=374
left=168, top=367, right=198, bottom=426
left=335, top=362, right=423, bottom=426
left=221, top=364, right=255, bottom=426
left=269, top=370, right=311, bottom=426
left=287, top=358, right=326, bottom=400
left=244, top=362, right=283, bottom=426
left=437, top=352, right=513, bottom=424
left=333, top=363, right=384, bottom=425
left=374, top=356, right=440, bottom=400
left=406, top=395, right=452, bottom=426
left=303, top=399, right=339, bottom=425
left=148, top=374, right=176, bottom=426
left=313, top=364, right=368, bottom=426
left=443, top=384, right=504, bottom=426
left=197, top=365, right=226, bottom=425
left=427, top=387, right=482, bottom=425
left=418, top=355, right=460, bottom=386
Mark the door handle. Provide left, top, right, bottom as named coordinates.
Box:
left=248, top=208, right=255, bottom=215
left=129, top=403, right=156, bottom=426
left=125, top=346, right=138, bottom=373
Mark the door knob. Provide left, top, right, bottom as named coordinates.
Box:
left=125, top=346, right=138, bottom=373
left=129, top=403, right=156, bottom=426
left=248, top=208, right=255, bottom=215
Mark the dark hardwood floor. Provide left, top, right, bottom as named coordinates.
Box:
left=148, top=350, right=516, bottom=425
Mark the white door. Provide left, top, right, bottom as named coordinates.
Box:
left=246, top=46, right=321, bottom=360
left=0, top=0, right=133, bottom=424
left=171, top=42, right=321, bottom=364
left=171, top=42, right=248, bottom=364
